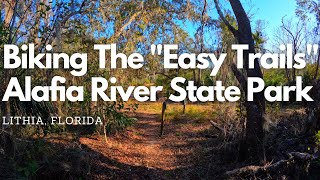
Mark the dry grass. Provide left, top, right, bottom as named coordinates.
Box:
left=133, top=101, right=237, bottom=123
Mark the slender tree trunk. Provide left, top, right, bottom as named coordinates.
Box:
left=160, top=101, right=167, bottom=136
left=4, top=0, right=15, bottom=27
left=197, top=69, right=202, bottom=87
left=230, top=0, right=265, bottom=163
left=214, top=0, right=265, bottom=163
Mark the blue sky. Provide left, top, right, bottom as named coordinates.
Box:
left=183, top=0, right=301, bottom=50
left=249, top=0, right=298, bottom=47
left=253, top=0, right=297, bottom=28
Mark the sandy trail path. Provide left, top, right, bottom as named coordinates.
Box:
left=80, top=112, right=217, bottom=179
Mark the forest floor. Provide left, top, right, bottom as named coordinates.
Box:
left=8, top=102, right=315, bottom=179
left=79, top=111, right=225, bottom=179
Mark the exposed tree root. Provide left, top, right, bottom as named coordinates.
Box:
left=226, top=152, right=319, bottom=178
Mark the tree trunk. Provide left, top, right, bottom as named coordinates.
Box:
left=214, top=0, right=265, bottom=163
left=197, top=69, right=202, bottom=87
left=3, top=0, right=15, bottom=27
left=160, top=101, right=167, bottom=136
left=230, top=0, right=265, bottom=163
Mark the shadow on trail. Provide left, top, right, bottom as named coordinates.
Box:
left=74, top=112, right=236, bottom=179
left=3, top=112, right=238, bottom=179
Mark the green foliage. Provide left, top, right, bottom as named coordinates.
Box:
left=16, top=140, right=46, bottom=178
left=303, top=64, right=320, bottom=85
left=264, top=69, right=287, bottom=86
left=253, top=30, right=266, bottom=50
left=0, top=22, right=9, bottom=45
left=204, top=74, right=214, bottom=86
left=264, top=64, right=320, bottom=88
left=155, top=75, right=172, bottom=90
left=105, top=99, right=138, bottom=134
left=17, top=160, right=40, bottom=178
left=316, top=130, right=320, bottom=145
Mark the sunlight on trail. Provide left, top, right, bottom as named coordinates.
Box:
left=79, top=112, right=218, bottom=178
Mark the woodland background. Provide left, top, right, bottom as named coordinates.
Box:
left=0, top=0, right=320, bottom=179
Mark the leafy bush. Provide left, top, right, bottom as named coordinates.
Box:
left=303, top=64, right=320, bottom=86
left=316, top=130, right=320, bottom=145
left=16, top=140, right=46, bottom=178
left=105, top=100, right=138, bottom=134
left=264, top=69, right=287, bottom=86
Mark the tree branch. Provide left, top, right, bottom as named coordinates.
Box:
left=112, top=1, right=145, bottom=40
left=113, top=11, right=142, bottom=39
left=213, top=0, right=238, bottom=37
left=314, top=43, right=320, bottom=81
left=231, top=63, right=247, bottom=92
left=155, top=72, right=175, bottom=79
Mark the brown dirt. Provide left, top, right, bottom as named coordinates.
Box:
left=79, top=112, right=222, bottom=179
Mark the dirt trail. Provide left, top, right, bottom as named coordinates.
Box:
left=79, top=112, right=219, bottom=179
